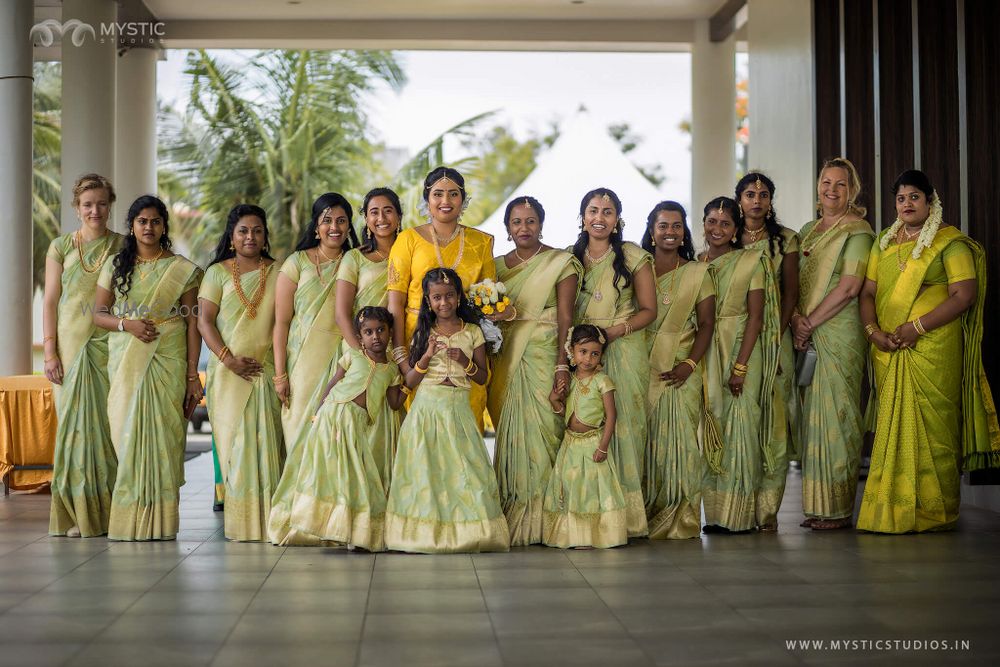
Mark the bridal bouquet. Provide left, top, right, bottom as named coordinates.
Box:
left=467, top=278, right=512, bottom=353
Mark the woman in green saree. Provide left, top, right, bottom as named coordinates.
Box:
left=735, top=172, right=800, bottom=531
left=701, top=196, right=780, bottom=533
left=488, top=196, right=581, bottom=545
left=642, top=202, right=715, bottom=539
left=335, top=187, right=402, bottom=486
left=93, top=196, right=203, bottom=541
left=858, top=169, right=999, bottom=534
left=45, top=174, right=122, bottom=537
left=791, top=158, right=874, bottom=530
left=571, top=188, right=657, bottom=538
left=273, top=193, right=357, bottom=453
left=198, top=204, right=284, bottom=542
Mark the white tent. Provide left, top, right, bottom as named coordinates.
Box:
left=477, top=112, right=669, bottom=255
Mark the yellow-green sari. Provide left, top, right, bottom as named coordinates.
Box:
left=575, top=241, right=652, bottom=537
left=797, top=219, right=874, bottom=521
left=99, top=256, right=202, bottom=540
left=858, top=226, right=999, bottom=533
left=645, top=261, right=714, bottom=539
left=489, top=250, right=582, bottom=546
left=200, top=262, right=284, bottom=542
left=279, top=251, right=342, bottom=453
left=744, top=227, right=799, bottom=527
left=47, top=232, right=122, bottom=537
left=702, top=249, right=780, bottom=531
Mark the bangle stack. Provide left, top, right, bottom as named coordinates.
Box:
left=912, top=317, right=927, bottom=335
left=273, top=373, right=288, bottom=383
left=623, top=320, right=633, bottom=337
left=217, top=346, right=231, bottom=363
left=732, top=362, right=749, bottom=378
left=863, top=323, right=878, bottom=340
left=465, top=359, right=479, bottom=376
left=554, top=364, right=570, bottom=375
left=680, top=358, right=697, bottom=372
left=392, top=346, right=408, bottom=364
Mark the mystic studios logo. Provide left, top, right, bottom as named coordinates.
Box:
left=30, top=19, right=166, bottom=47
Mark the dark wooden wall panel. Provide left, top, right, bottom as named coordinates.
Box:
left=965, top=0, right=1000, bottom=394
left=917, top=0, right=960, bottom=228
left=876, top=0, right=914, bottom=226
left=843, top=0, right=875, bottom=219
left=814, top=0, right=841, bottom=173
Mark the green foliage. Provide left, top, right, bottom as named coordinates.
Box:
left=32, top=62, right=62, bottom=291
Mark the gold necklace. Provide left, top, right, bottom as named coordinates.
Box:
left=75, top=230, right=112, bottom=274
left=658, top=255, right=682, bottom=305
left=743, top=223, right=766, bottom=244
left=230, top=256, right=268, bottom=319
left=514, top=244, right=542, bottom=265
left=430, top=224, right=465, bottom=270
left=585, top=245, right=612, bottom=265
left=801, top=213, right=848, bottom=257
left=136, top=248, right=164, bottom=281
left=575, top=371, right=596, bottom=395
left=894, top=225, right=921, bottom=273
left=371, top=247, right=387, bottom=262
left=313, top=246, right=341, bottom=286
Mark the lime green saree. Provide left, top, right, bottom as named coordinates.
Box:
left=489, top=249, right=581, bottom=545
left=858, top=226, right=999, bottom=533
left=47, top=232, right=122, bottom=537
left=100, top=256, right=202, bottom=540
left=200, top=262, right=284, bottom=542
left=575, top=241, right=652, bottom=537
left=797, top=219, right=874, bottom=521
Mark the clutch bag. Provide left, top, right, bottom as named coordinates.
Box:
left=795, top=344, right=818, bottom=387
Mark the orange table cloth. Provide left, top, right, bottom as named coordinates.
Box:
left=0, top=375, right=56, bottom=490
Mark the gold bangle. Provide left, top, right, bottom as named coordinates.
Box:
left=623, top=320, right=633, bottom=337
left=273, top=373, right=287, bottom=382
left=413, top=363, right=429, bottom=374
left=217, top=346, right=231, bottom=362
left=187, top=374, right=200, bottom=382
left=44, top=355, right=58, bottom=363
left=732, top=368, right=748, bottom=378
left=43, top=335, right=54, bottom=343
left=864, top=323, right=878, bottom=339
left=465, top=362, right=479, bottom=376
left=912, top=318, right=927, bottom=335
left=733, top=361, right=748, bottom=372
left=681, top=358, right=697, bottom=371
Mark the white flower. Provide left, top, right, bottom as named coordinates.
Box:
left=495, top=281, right=506, bottom=293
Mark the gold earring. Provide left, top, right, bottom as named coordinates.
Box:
left=229, top=242, right=235, bottom=251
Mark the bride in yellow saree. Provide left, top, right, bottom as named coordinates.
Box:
left=488, top=197, right=581, bottom=545
left=571, top=188, right=657, bottom=538
left=858, top=170, right=998, bottom=533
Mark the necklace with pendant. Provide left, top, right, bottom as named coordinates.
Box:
left=576, top=372, right=596, bottom=395
left=744, top=224, right=766, bottom=244
left=586, top=245, right=612, bottom=301
left=136, top=248, right=164, bottom=281
left=659, top=255, right=682, bottom=305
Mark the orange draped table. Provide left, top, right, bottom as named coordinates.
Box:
left=0, top=375, right=56, bottom=492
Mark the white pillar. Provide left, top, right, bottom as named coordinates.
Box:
left=61, top=0, right=117, bottom=233
left=691, top=19, right=737, bottom=216
left=747, top=0, right=816, bottom=230
left=115, top=47, right=158, bottom=209
left=0, top=0, right=34, bottom=375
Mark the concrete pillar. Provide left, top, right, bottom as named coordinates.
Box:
left=0, top=0, right=34, bottom=376
left=115, top=47, right=158, bottom=209
left=61, top=0, right=117, bottom=233
left=747, top=0, right=816, bottom=230
left=691, top=19, right=737, bottom=215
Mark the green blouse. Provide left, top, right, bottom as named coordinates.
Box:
left=566, top=371, right=615, bottom=430
left=329, top=346, right=401, bottom=420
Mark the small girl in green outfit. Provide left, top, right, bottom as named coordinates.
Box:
left=543, top=325, right=628, bottom=549
left=268, top=306, right=403, bottom=550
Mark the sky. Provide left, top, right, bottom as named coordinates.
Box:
left=157, top=49, right=696, bottom=209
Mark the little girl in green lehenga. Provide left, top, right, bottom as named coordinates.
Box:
left=267, top=306, right=403, bottom=550
left=543, top=325, right=628, bottom=549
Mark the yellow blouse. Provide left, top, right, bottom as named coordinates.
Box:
left=566, top=371, right=615, bottom=430
left=421, top=322, right=485, bottom=389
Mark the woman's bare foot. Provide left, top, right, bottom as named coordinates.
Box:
left=66, top=526, right=81, bottom=538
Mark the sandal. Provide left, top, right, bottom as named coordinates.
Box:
left=811, top=518, right=852, bottom=530
left=799, top=517, right=816, bottom=528
left=758, top=523, right=778, bottom=532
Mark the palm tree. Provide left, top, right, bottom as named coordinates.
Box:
left=32, top=62, right=62, bottom=291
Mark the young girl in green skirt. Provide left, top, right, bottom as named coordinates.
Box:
left=384, top=268, right=510, bottom=553
left=543, top=325, right=628, bottom=549
left=268, top=306, right=403, bottom=550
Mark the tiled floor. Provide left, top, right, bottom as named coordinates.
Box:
left=2, top=453, right=1000, bottom=667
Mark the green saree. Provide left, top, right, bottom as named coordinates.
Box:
left=200, top=261, right=284, bottom=542
left=575, top=241, right=652, bottom=537
left=702, top=249, right=780, bottom=531
left=645, top=261, right=714, bottom=539
left=280, top=251, right=343, bottom=454
left=797, top=219, right=874, bottom=521
left=744, top=227, right=799, bottom=528
left=48, top=232, right=122, bottom=537
left=489, top=249, right=581, bottom=546
left=858, top=226, right=999, bottom=533
left=100, top=256, right=202, bottom=540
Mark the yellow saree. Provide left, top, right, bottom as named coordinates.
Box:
left=200, top=262, right=284, bottom=541
left=744, top=226, right=799, bottom=527
left=575, top=241, right=652, bottom=537
left=100, top=256, right=202, bottom=541
left=645, top=261, right=714, bottom=539
left=702, top=249, right=780, bottom=531
left=488, top=249, right=582, bottom=545
left=279, top=251, right=342, bottom=453
left=797, top=219, right=874, bottom=521
left=858, top=226, right=999, bottom=533
left=47, top=232, right=122, bottom=537
left=387, top=226, right=495, bottom=429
